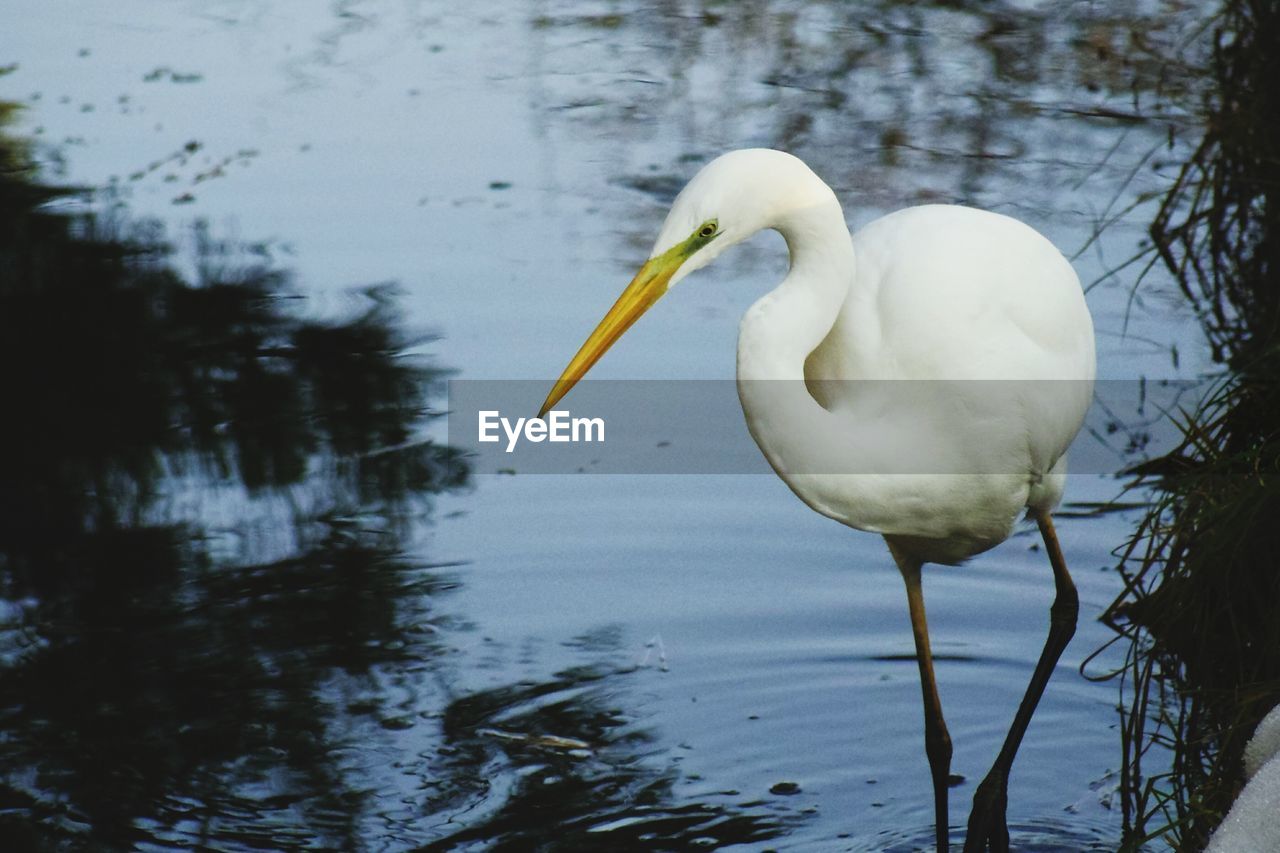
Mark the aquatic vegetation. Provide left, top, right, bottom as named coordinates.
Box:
left=1100, top=0, right=1280, bottom=847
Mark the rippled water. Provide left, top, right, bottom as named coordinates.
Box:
left=0, top=1, right=1210, bottom=849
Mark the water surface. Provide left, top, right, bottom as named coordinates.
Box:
left=0, top=1, right=1210, bottom=849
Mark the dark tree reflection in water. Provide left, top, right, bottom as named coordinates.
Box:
left=0, top=105, right=793, bottom=849
left=0, top=104, right=464, bottom=848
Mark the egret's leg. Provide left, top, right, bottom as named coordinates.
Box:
left=963, top=510, right=1078, bottom=853
left=893, top=546, right=953, bottom=853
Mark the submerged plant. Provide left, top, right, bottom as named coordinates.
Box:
left=1101, top=0, right=1280, bottom=848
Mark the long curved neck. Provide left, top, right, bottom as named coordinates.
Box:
left=731, top=186, right=1034, bottom=551
left=737, top=198, right=855, bottom=381
left=735, top=198, right=907, bottom=530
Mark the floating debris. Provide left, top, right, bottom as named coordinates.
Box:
left=478, top=727, right=593, bottom=757
left=379, top=716, right=414, bottom=731
left=143, top=66, right=204, bottom=84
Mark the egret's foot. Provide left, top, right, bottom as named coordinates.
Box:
left=962, top=770, right=1010, bottom=853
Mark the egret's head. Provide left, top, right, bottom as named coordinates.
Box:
left=650, top=148, right=828, bottom=286
left=539, top=149, right=831, bottom=417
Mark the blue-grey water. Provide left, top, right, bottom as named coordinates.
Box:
left=0, top=1, right=1208, bottom=849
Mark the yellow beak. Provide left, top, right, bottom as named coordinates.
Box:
left=539, top=245, right=688, bottom=418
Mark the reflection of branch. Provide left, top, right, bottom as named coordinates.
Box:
left=1049, top=106, right=1158, bottom=122
left=528, top=0, right=1209, bottom=240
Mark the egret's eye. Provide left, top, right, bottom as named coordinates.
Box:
left=698, top=222, right=718, bottom=238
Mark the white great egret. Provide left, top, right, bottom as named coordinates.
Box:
left=539, top=149, right=1096, bottom=853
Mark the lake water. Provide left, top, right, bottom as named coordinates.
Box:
left=0, top=1, right=1211, bottom=849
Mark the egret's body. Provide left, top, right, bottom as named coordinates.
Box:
left=540, top=149, right=1096, bottom=852
left=740, top=199, right=1094, bottom=563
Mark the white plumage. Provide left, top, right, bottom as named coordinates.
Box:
left=541, top=148, right=1096, bottom=851
left=646, top=149, right=1094, bottom=563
